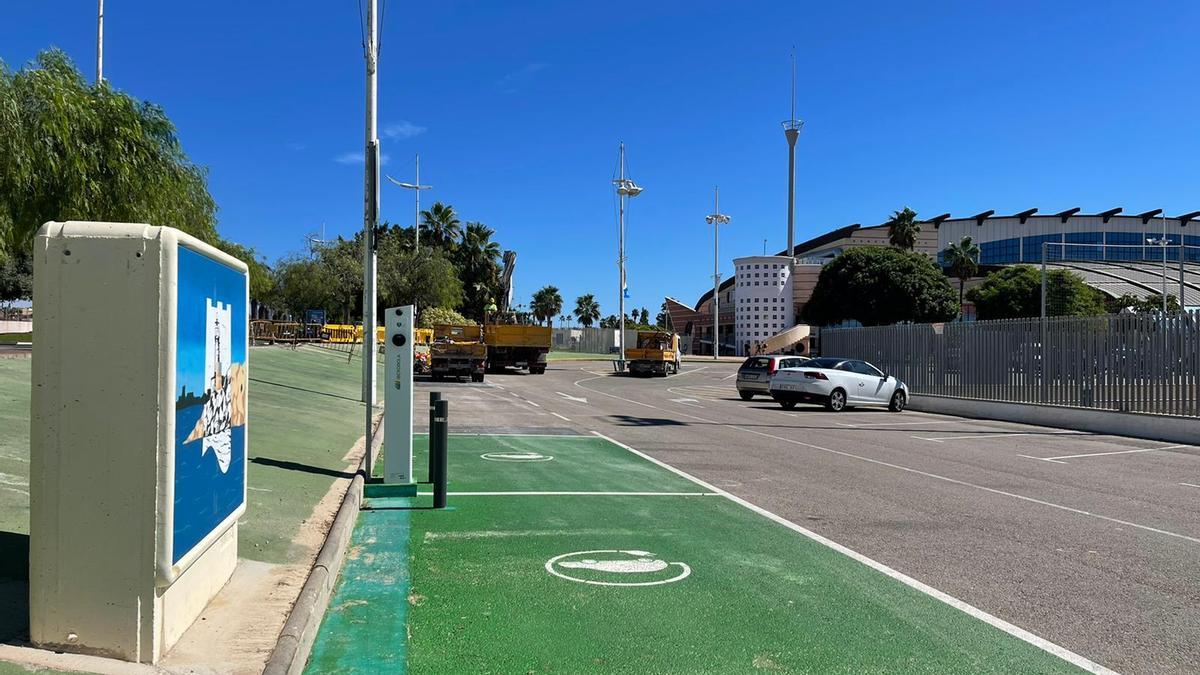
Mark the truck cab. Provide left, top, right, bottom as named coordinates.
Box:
left=625, top=331, right=682, bottom=377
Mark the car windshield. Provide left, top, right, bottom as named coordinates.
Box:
left=741, top=357, right=772, bottom=370
left=803, top=357, right=844, bottom=369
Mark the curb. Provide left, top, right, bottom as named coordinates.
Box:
left=262, top=415, right=384, bottom=675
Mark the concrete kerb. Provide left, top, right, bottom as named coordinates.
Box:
left=263, top=414, right=385, bottom=675
left=910, top=394, right=1200, bottom=446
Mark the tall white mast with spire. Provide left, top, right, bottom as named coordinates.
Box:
left=782, top=50, right=804, bottom=266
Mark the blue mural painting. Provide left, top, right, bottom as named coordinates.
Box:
left=174, top=245, right=248, bottom=564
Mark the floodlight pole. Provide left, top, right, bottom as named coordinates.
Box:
left=706, top=187, right=731, bottom=360
left=782, top=52, right=803, bottom=266
left=361, top=0, right=380, bottom=470
left=96, top=0, right=104, bottom=83
left=612, top=143, right=643, bottom=371
left=387, top=155, right=433, bottom=253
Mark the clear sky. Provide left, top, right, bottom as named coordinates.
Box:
left=3, top=1, right=1198, bottom=316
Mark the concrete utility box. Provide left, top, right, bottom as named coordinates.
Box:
left=30, top=222, right=249, bottom=663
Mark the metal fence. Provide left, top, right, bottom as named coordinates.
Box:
left=820, top=311, right=1200, bottom=417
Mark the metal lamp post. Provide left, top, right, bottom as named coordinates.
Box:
left=782, top=53, right=803, bottom=265
left=1147, top=235, right=1171, bottom=314
left=706, top=187, right=731, bottom=360
left=612, top=143, right=643, bottom=371
left=386, top=154, right=433, bottom=252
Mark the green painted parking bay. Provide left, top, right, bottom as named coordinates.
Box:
left=308, top=434, right=1098, bottom=674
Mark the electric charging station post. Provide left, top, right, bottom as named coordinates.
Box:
left=367, top=305, right=417, bottom=496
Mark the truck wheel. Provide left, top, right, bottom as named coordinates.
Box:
left=531, top=366, right=546, bottom=375
left=472, top=372, right=485, bottom=383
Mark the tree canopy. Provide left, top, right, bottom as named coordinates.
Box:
left=531, top=285, right=564, bottom=326
left=801, top=246, right=958, bottom=326
left=943, top=236, right=980, bottom=314
left=574, top=294, right=601, bottom=327
left=886, top=207, right=921, bottom=251
left=965, top=265, right=1107, bottom=320
left=0, top=49, right=218, bottom=261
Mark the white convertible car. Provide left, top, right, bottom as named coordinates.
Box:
left=768, top=356, right=908, bottom=412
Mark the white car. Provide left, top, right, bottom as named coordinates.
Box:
left=769, top=357, right=907, bottom=412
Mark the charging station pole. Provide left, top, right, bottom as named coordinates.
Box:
left=383, top=305, right=414, bottom=485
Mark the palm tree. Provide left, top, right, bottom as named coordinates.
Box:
left=530, top=285, right=564, bottom=326
left=457, top=222, right=502, bottom=320
left=574, top=293, right=601, bottom=328
left=886, top=207, right=921, bottom=250
left=943, top=236, right=980, bottom=318
left=419, top=202, right=461, bottom=249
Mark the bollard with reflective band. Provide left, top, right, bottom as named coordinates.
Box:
left=432, top=399, right=449, bottom=509
left=428, top=391, right=442, bottom=483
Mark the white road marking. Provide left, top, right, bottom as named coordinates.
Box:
left=722, top=372, right=738, bottom=380
left=669, top=398, right=703, bottom=408
left=667, top=365, right=712, bottom=378
left=591, top=430, right=1118, bottom=675
left=837, top=420, right=959, bottom=428
left=247, top=486, right=273, bottom=492
left=415, top=490, right=718, bottom=496
left=1180, top=483, right=1200, bottom=489
left=1018, top=454, right=1068, bottom=465
left=1040, top=444, right=1187, bottom=461
left=415, top=432, right=594, bottom=438
left=556, top=392, right=589, bottom=404
left=551, top=412, right=572, bottom=422
left=525, top=400, right=541, bottom=407
left=573, top=377, right=1200, bottom=546
left=913, top=431, right=1082, bottom=443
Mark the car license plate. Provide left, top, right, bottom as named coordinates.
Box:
left=778, top=384, right=796, bottom=391
left=743, top=373, right=758, bottom=380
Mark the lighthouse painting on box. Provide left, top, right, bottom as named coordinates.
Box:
left=173, top=245, right=248, bottom=564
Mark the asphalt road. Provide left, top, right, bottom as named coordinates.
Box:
left=414, top=360, right=1200, bottom=675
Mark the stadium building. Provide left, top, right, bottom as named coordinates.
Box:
left=666, top=208, right=1200, bottom=356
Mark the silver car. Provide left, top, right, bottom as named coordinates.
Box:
left=768, top=357, right=907, bottom=412
left=736, top=355, right=810, bottom=400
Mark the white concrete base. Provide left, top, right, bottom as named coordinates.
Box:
left=910, top=395, right=1200, bottom=445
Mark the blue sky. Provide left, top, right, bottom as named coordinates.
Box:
left=4, top=1, right=1198, bottom=316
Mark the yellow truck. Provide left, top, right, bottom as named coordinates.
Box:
left=484, top=324, right=551, bottom=375
left=430, top=324, right=487, bottom=382
left=626, top=331, right=682, bottom=377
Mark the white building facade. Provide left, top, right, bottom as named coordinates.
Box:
left=733, top=255, right=794, bottom=356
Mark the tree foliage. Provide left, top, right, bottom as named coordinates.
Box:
left=1108, top=293, right=1181, bottom=314
left=801, top=247, right=958, bottom=326
left=886, top=207, right=921, bottom=251
left=965, top=265, right=1107, bottom=320
left=530, top=285, right=564, bottom=326
left=419, top=202, right=461, bottom=250
left=419, top=306, right=472, bottom=328
left=574, top=294, right=600, bottom=327
left=0, top=49, right=218, bottom=260
left=456, top=222, right=502, bottom=322
left=943, top=236, right=980, bottom=314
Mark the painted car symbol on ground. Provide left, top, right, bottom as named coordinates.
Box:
left=545, top=549, right=691, bottom=586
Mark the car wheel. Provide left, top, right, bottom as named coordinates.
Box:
left=779, top=400, right=797, bottom=410
left=825, top=389, right=847, bottom=412
left=739, top=391, right=753, bottom=401
left=889, top=390, right=906, bottom=412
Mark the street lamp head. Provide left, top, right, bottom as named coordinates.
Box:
left=705, top=214, right=731, bottom=225
left=386, top=175, right=432, bottom=190
left=614, top=178, right=643, bottom=197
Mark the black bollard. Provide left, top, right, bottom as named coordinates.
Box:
left=427, top=392, right=442, bottom=483
left=432, top=399, right=449, bottom=509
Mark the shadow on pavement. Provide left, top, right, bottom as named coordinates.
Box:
left=249, top=377, right=363, bottom=403
left=250, top=456, right=356, bottom=479
left=608, top=414, right=687, bottom=427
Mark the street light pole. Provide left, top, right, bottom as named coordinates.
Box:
left=612, top=143, right=643, bottom=371
left=706, top=187, right=731, bottom=360
left=361, top=0, right=380, bottom=469
left=386, top=154, right=433, bottom=253
left=782, top=52, right=803, bottom=265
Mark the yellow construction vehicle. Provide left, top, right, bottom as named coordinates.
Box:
left=626, top=330, right=682, bottom=377
left=484, top=323, right=551, bottom=374
left=430, top=324, right=487, bottom=382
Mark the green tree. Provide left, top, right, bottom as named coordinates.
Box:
left=272, top=255, right=335, bottom=319
left=574, top=294, right=601, bottom=327
left=318, top=236, right=364, bottom=323
left=655, top=302, right=670, bottom=329
left=378, top=247, right=463, bottom=319
left=943, top=236, right=980, bottom=317
left=457, top=222, right=502, bottom=321
left=639, top=307, right=650, bottom=325
left=419, top=306, right=472, bottom=328
left=0, top=49, right=218, bottom=259
left=0, top=248, right=33, bottom=308
left=1108, top=293, right=1181, bottom=314
left=801, top=247, right=958, bottom=326
left=530, top=285, right=564, bottom=326
left=966, top=265, right=1106, bottom=320
left=599, top=314, right=619, bottom=329
left=419, top=202, right=461, bottom=250
left=886, top=207, right=921, bottom=251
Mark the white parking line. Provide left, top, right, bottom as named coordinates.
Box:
left=1181, top=483, right=1200, bottom=489
left=415, top=490, right=719, bottom=496
left=837, top=420, right=959, bottom=428
left=551, top=412, right=571, bottom=422
left=591, top=430, right=1118, bottom=675
left=913, top=431, right=1082, bottom=443
left=1041, top=445, right=1187, bottom=461
left=1018, top=454, right=1069, bottom=465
